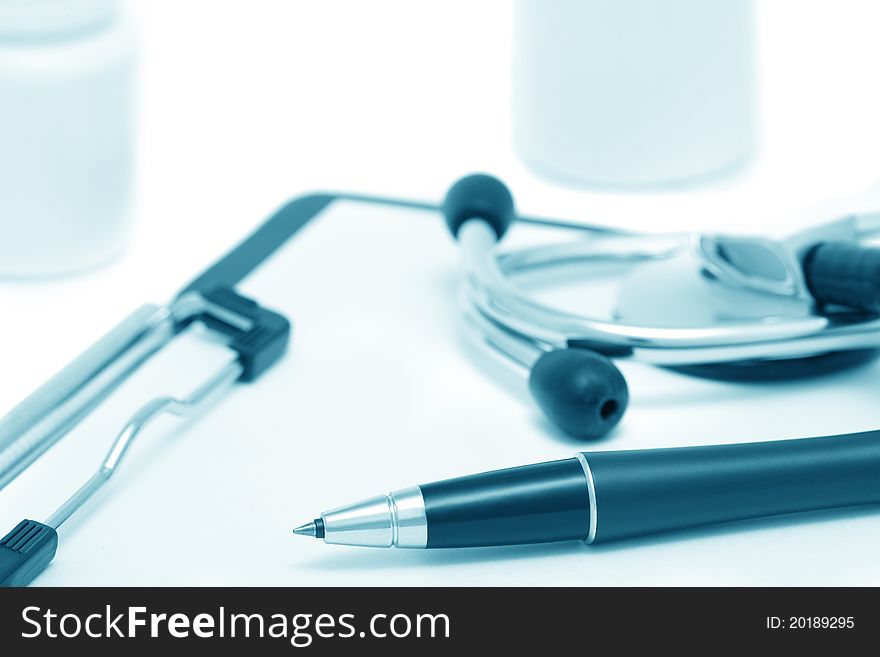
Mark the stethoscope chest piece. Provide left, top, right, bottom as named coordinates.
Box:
left=617, top=252, right=814, bottom=328
left=616, top=251, right=880, bottom=380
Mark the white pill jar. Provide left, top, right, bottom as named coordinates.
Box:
left=513, top=0, right=757, bottom=189
left=0, top=0, right=135, bottom=277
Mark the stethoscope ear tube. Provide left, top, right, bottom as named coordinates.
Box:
left=443, top=173, right=880, bottom=441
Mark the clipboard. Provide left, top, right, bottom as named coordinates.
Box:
left=2, top=192, right=880, bottom=586
left=0, top=192, right=572, bottom=586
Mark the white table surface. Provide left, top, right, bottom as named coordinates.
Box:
left=2, top=0, right=880, bottom=585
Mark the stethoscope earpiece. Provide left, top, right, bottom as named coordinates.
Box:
left=443, top=173, right=515, bottom=241
left=445, top=173, right=630, bottom=441
left=528, top=348, right=629, bottom=440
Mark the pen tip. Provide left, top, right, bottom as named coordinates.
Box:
left=293, top=520, right=318, bottom=538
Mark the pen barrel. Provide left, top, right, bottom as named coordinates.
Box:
left=583, top=430, right=880, bottom=543
left=420, top=458, right=590, bottom=548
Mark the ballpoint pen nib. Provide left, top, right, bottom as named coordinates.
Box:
left=293, top=521, right=318, bottom=538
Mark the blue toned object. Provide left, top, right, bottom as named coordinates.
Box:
left=0, top=0, right=135, bottom=277
left=585, top=431, right=880, bottom=542
left=804, top=242, right=880, bottom=313
left=0, top=286, right=290, bottom=587
left=513, top=0, right=757, bottom=188
left=528, top=349, right=628, bottom=440
left=442, top=173, right=515, bottom=240
left=444, top=173, right=880, bottom=439
left=294, top=430, right=880, bottom=549
left=421, top=459, right=588, bottom=548
left=0, top=520, right=57, bottom=587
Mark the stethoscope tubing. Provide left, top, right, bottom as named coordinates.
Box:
left=460, top=218, right=880, bottom=367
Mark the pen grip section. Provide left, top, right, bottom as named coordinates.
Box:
left=421, top=458, right=590, bottom=548
left=583, top=430, right=880, bottom=543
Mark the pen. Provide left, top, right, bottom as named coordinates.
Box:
left=293, top=430, right=880, bottom=548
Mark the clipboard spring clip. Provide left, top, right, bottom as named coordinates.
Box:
left=0, top=286, right=290, bottom=586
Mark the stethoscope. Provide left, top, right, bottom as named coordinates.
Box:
left=443, top=174, right=880, bottom=440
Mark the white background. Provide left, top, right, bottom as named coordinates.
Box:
left=2, top=1, right=880, bottom=585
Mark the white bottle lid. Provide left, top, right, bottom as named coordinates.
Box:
left=0, top=0, right=117, bottom=35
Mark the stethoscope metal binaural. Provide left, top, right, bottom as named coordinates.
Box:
left=443, top=174, right=880, bottom=440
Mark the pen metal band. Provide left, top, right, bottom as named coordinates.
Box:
left=389, top=486, right=428, bottom=549
left=321, top=487, right=427, bottom=549
left=576, top=453, right=598, bottom=544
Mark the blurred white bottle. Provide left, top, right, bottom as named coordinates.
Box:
left=513, top=0, right=757, bottom=189
left=0, top=0, right=135, bottom=277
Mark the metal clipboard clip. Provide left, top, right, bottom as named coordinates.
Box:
left=0, top=286, right=290, bottom=586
